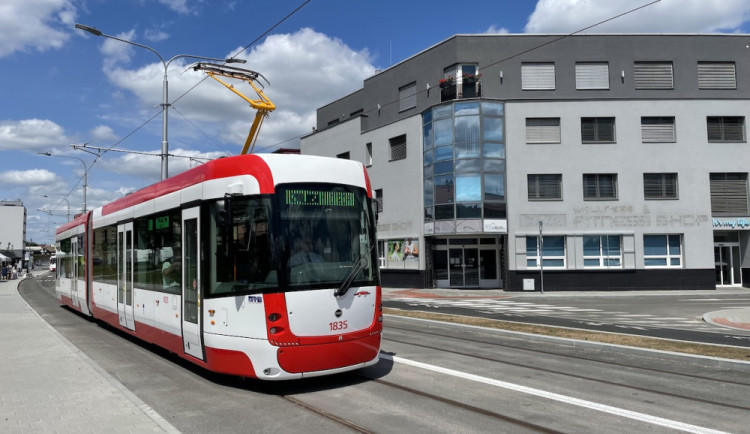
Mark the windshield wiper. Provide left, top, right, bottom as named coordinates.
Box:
left=335, top=243, right=376, bottom=297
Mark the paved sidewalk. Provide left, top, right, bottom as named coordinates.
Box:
left=0, top=272, right=179, bottom=433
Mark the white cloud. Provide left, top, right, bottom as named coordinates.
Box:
left=0, top=0, right=76, bottom=57
left=100, top=29, right=138, bottom=69
left=89, top=125, right=118, bottom=142
left=485, top=25, right=510, bottom=34
left=0, top=169, right=60, bottom=185
left=0, top=119, right=70, bottom=151
left=525, top=0, right=750, bottom=33
left=158, top=0, right=193, bottom=15
left=145, top=28, right=170, bottom=42
left=100, top=27, right=377, bottom=154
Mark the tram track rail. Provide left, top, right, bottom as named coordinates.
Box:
left=384, top=322, right=750, bottom=413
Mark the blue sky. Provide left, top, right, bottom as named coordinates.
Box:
left=2, top=0, right=750, bottom=245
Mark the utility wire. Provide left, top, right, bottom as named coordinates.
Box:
left=357, top=0, right=662, bottom=119
left=258, top=0, right=661, bottom=153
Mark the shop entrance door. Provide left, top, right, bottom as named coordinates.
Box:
left=715, top=243, right=742, bottom=286
left=449, top=248, right=479, bottom=287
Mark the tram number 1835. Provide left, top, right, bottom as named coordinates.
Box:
left=329, top=320, right=349, bottom=331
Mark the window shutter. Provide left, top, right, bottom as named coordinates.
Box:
left=644, top=173, right=677, bottom=199
left=634, top=62, right=673, bottom=89
left=710, top=174, right=749, bottom=215
left=575, top=63, right=609, bottom=90
left=522, top=63, right=555, bottom=90
left=399, top=82, right=417, bottom=112
left=641, top=117, right=676, bottom=143
left=708, top=116, right=745, bottom=142
left=698, top=62, right=736, bottom=89
left=526, top=118, right=561, bottom=143
left=529, top=174, right=562, bottom=199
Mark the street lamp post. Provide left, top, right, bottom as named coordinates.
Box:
left=38, top=152, right=88, bottom=214
left=75, top=23, right=246, bottom=180
left=42, top=195, right=70, bottom=222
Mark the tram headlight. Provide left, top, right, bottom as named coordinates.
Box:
left=268, top=313, right=281, bottom=322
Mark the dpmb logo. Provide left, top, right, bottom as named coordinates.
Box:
left=712, top=217, right=750, bottom=229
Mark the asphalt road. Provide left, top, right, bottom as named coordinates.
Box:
left=383, top=289, right=750, bottom=347
left=20, top=274, right=750, bottom=433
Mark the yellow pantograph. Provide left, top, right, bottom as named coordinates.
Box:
left=194, top=63, right=276, bottom=154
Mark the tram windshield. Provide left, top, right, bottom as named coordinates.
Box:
left=207, top=183, right=378, bottom=296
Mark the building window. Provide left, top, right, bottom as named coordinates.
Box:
left=643, top=234, right=682, bottom=268
left=583, top=235, right=622, bottom=268
left=633, top=62, right=673, bottom=89
left=337, top=152, right=350, bottom=159
left=441, top=65, right=458, bottom=102
left=522, top=63, right=555, bottom=90
left=644, top=173, right=678, bottom=199
left=374, top=189, right=383, bottom=213
left=707, top=116, right=745, bottom=142
left=575, top=62, right=609, bottom=90
left=583, top=174, right=618, bottom=200
left=399, top=82, right=417, bottom=112
left=365, top=142, right=372, bottom=167
left=528, top=174, right=562, bottom=200
left=710, top=173, right=749, bottom=216
left=698, top=62, right=736, bottom=89
left=641, top=117, right=676, bottom=143
left=389, top=134, right=407, bottom=161
left=526, top=118, right=561, bottom=144
left=581, top=117, right=616, bottom=143
left=526, top=236, right=566, bottom=269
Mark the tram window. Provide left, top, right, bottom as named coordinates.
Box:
left=279, top=184, right=377, bottom=290
left=77, top=235, right=85, bottom=280
left=59, top=238, right=71, bottom=278
left=93, top=226, right=117, bottom=285
left=207, top=197, right=277, bottom=296
left=134, top=211, right=182, bottom=294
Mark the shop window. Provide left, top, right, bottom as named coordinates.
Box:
left=583, top=235, right=622, bottom=268
left=644, top=234, right=682, bottom=268
left=526, top=236, right=565, bottom=269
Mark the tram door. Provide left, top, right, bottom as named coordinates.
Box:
left=117, top=223, right=135, bottom=330
left=70, top=236, right=80, bottom=309
left=181, top=207, right=203, bottom=360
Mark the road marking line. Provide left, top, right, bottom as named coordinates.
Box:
left=383, top=354, right=727, bottom=434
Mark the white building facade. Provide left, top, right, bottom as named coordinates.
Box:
left=301, top=34, right=750, bottom=291
left=0, top=200, right=27, bottom=262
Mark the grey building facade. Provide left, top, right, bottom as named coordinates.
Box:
left=301, top=34, right=750, bottom=291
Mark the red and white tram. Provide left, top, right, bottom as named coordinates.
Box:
left=55, top=153, right=382, bottom=380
